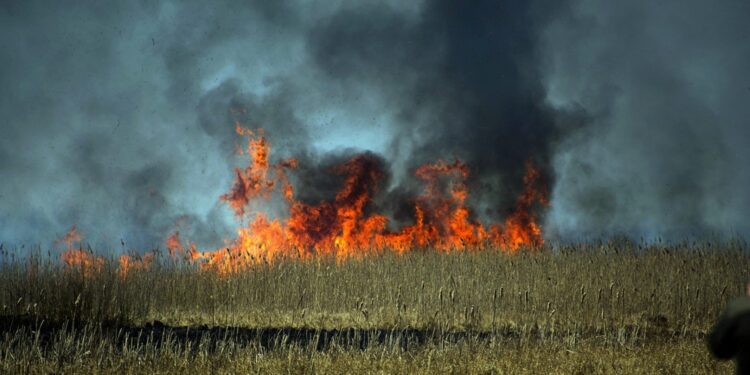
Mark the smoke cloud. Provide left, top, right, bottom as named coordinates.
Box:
left=541, top=0, right=750, bottom=240
left=0, top=0, right=747, bottom=250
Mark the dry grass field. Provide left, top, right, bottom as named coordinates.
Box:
left=0, top=240, right=747, bottom=374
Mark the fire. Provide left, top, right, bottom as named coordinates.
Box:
left=165, top=231, right=200, bottom=262
left=56, top=127, right=548, bottom=276
left=494, top=161, right=548, bottom=250
left=120, top=229, right=199, bottom=277
left=57, top=225, right=104, bottom=275
left=118, top=252, right=154, bottom=278
left=57, top=225, right=157, bottom=278
left=382, top=159, right=490, bottom=252
left=220, top=125, right=297, bottom=216
left=191, top=127, right=549, bottom=274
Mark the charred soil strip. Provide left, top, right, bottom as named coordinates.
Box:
left=0, top=315, right=706, bottom=354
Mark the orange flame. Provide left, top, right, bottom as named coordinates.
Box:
left=165, top=231, right=200, bottom=262
left=220, top=125, right=298, bottom=216
left=118, top=252, right=154, bottom=278
left=57, top=225, right=158, bottom=278
left=191, top=127, right=548, bottom=274
left=57, top=127, right=548, bottom=276
left=491, top=161, right=548, bottom=251
left=57, top=225, right=104, bottom=275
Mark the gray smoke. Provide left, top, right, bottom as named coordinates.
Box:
left=0, top=0, right=747, bottom=251
left=541, top=0, right=750, bottom=240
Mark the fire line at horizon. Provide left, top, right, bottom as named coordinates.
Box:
left=59, top=125, right=548, bottom=276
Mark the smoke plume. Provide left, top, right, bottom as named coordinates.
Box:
left=0, top=0, right=747, bottom=251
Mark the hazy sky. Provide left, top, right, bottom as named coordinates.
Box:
left=1, top=0, right=748, bottom=249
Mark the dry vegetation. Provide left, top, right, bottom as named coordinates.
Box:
left=0, top=240, right=747, bottom=374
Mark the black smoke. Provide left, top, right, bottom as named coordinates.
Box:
left=305, top=0, right=574, bottom=222
left=0, top=0, right=747, bottom=251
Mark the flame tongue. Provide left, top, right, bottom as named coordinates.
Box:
left=495, top=161, right=548, bottom=250
left=408, top=159, right=483, bottom=251
left=220, top=126, right=297, bottom=217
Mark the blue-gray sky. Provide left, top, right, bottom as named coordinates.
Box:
left=1, top=0, right=748, bottom=250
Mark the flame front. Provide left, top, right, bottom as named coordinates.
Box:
left=58, top=127, right=548, bottom=276
left=192, top=127, right=549, bottom=274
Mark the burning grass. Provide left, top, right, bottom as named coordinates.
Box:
left=0, top=240, right=746, bottom=373
left=57, top=126, right=546, bottom=277
left=58, top=125, right=550, bottom=279
left=213, top=127, right=548, bottom=261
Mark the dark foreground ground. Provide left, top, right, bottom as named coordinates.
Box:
left=0, top=316, right=729, bottom=374
left=0, top=315, right=708, bottom=352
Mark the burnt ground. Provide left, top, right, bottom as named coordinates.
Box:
left=0, top=315, right=706, bottom=354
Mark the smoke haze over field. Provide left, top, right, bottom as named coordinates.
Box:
left=0, top=0, right=748, bottom=250
left=542, top=0, right=750, bottom=239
